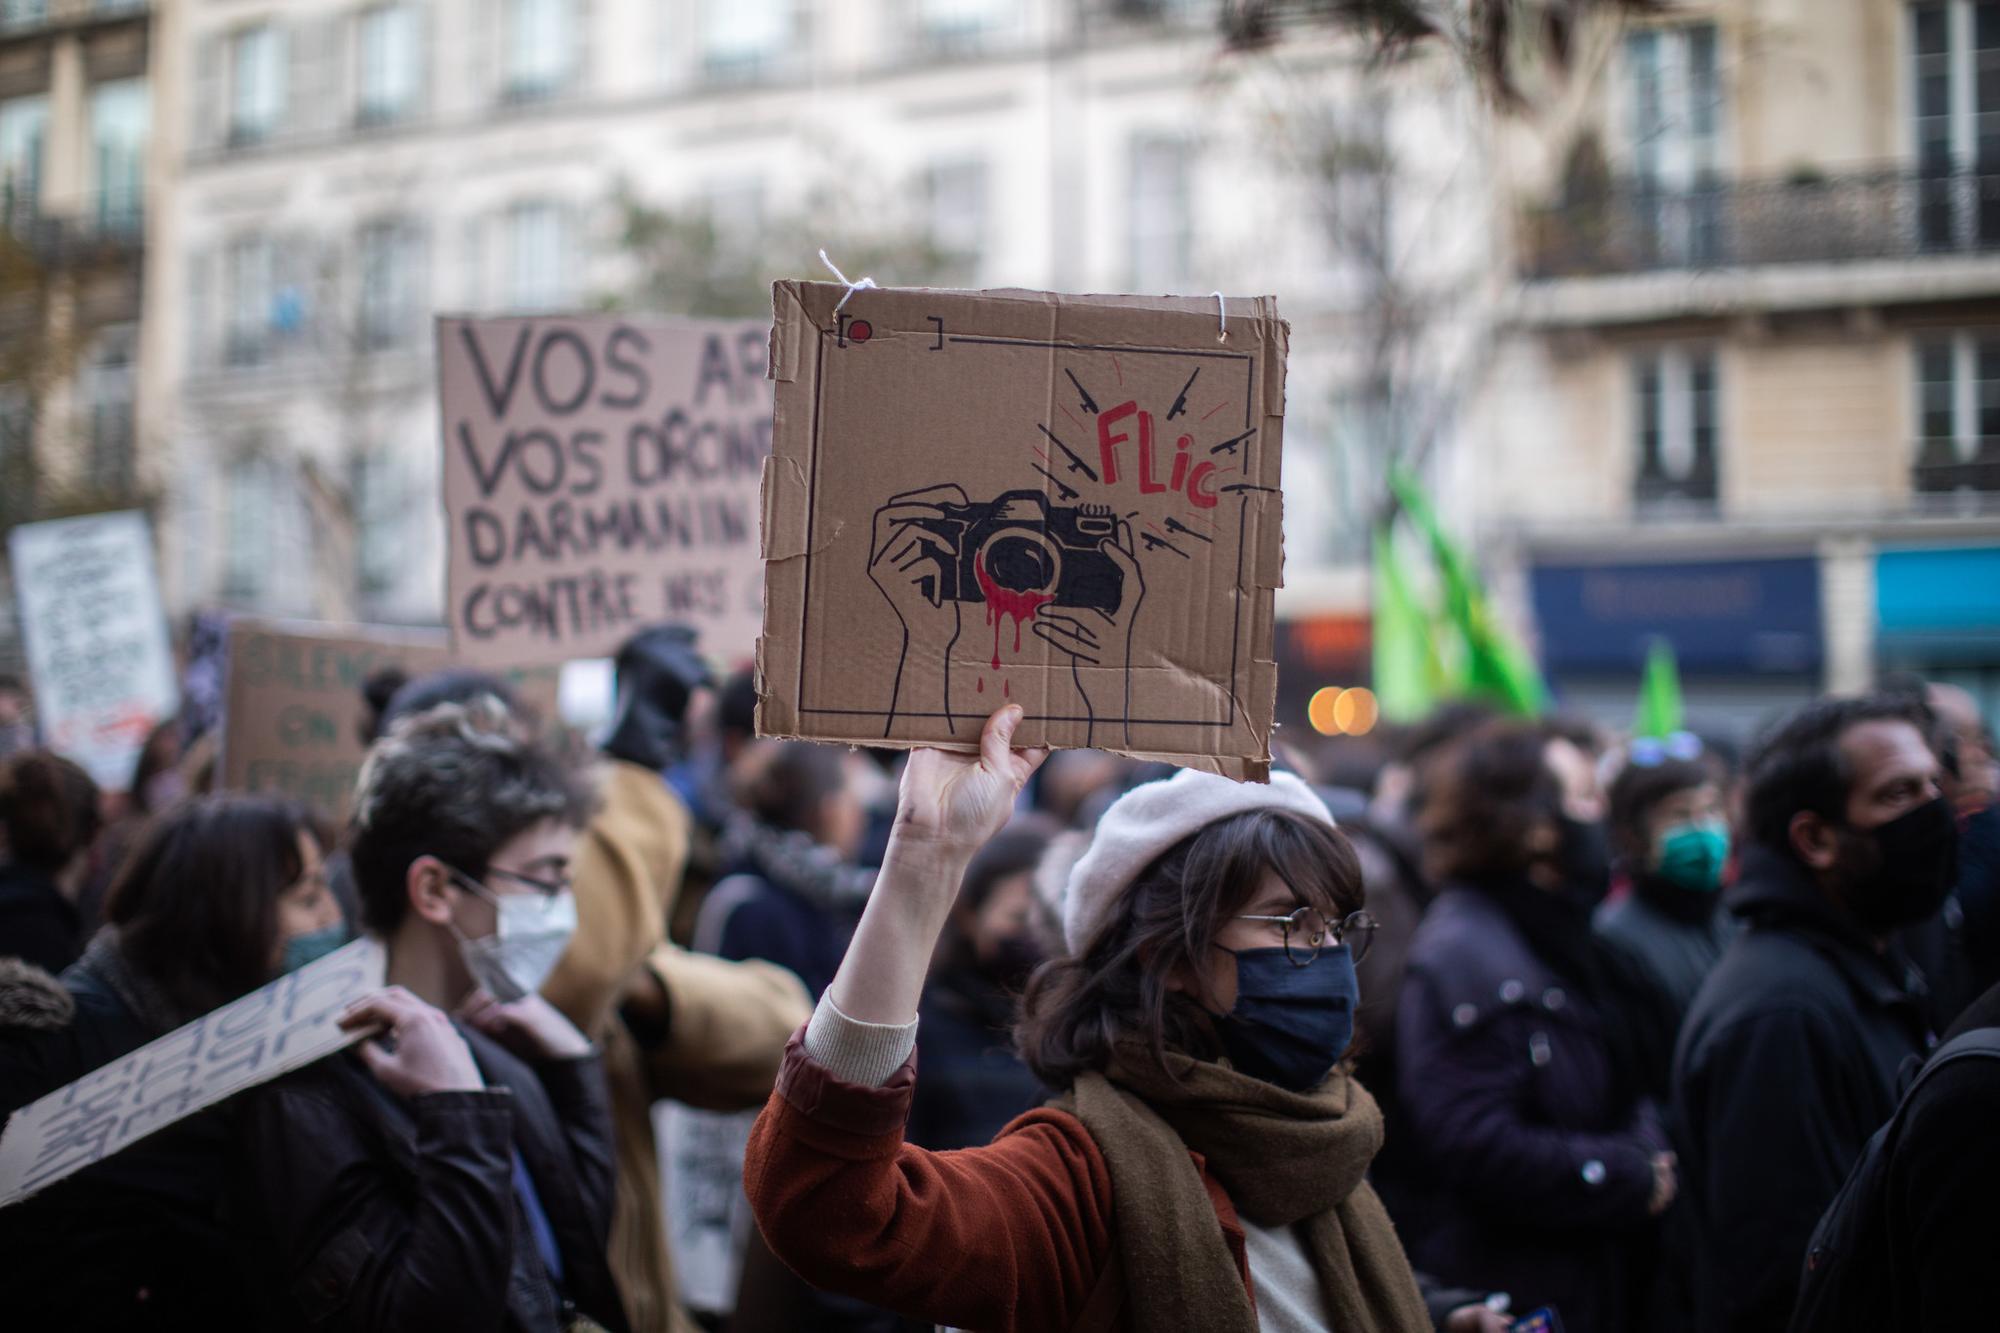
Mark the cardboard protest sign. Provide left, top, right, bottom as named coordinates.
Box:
left=0, top=937, right=385, bottom=1207
left=758, top=285, right=1287, bottom=781
left=438, top=314, right=771, bottom=670
left=219, top=618, right=563, bottom=822
left=6, top=510, right=178, bottom=790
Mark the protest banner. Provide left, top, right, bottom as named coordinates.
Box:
left=6, top=510, right=178, bottom=790
left=0, top=937, right=385, bottom=1207
left=437, top=314, right=771, bottom=670
left=219, top=618, right=564, bottom=822
left=758, top=285, right=1288, bottom=781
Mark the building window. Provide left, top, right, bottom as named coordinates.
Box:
left=225, top=235, right=293, bottom=366
left=1625, top=23, right=1722, bottom=265
left=229, top=25, right=288, bottom=146
left=225, top=453, right=279, bottom=601
left=81, top=326, right=137, bottom=496
left=357, top=219, right=421, bottom=349
left=350, top=446, right=405, bottom=598
left=90, top=79, right=147, bottom=236
left=0, top=94, right=48, bottom=223
left=504, top=201, right=572, bottom=311
left=924, top=158, right=988, bottom=283
left=702, top=0, right=789, bottom=82
left=0, top=384, right=32, bottom=523
left=1914, top=332, right=2000, bottom=493
left=1911, top=2, right=2000, bottom=247
left=357, top=3, right=422, bottom=127
left=1128, top=134, right=1193, bottom=292
left=1633, top=347, right=1719, bottom=507
left=503, top=0, right=574, bottom=103
left=913, top=0, right=1017, bottom=53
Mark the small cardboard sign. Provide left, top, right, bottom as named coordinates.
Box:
left=0, top=937, right=385, bottom=1207
left=437, top=314, right=772, bottom=670
left=6, top=510, right=179, bottom=790
left=758, top=285, right=1287, bottom=781
left=218, top=618, right=562, bottom=823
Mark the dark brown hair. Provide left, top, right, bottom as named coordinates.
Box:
left=1016, top=809, right=1364, bottom=1089
left=0, top=750, right=100, bottom=872
left=105, top=795, right=317, bottom=1017
left=1418, top=719, right=1563, bottom=883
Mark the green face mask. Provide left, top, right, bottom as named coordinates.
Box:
left=1652, top=819, right=1730, bottom=894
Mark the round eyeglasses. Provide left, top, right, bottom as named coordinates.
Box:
left=1229, top=907, right=1378, bottom=968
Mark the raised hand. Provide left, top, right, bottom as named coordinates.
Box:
left=339, top=986, right=484, bottom=1098
left=893, top=704, right=1049, bottom=857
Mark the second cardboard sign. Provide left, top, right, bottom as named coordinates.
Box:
left=758, top=284, right=1287, bottom=782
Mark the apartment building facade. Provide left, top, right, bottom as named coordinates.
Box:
left=0, top=0, right=153, bottom=662
left=1474, top=0, right=2000, bottom=730
left=148, top=0, right=1494, bottom=717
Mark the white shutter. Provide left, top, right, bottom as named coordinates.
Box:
left=289, top=19, right=334, bottom=138
left=468, top=0, right=497, bottom=108
left=459, top=211, right=487, bottom=311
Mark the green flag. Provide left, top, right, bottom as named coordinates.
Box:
left=1634, top=637, right=1684, bottom=739
left=1387, top=463, right=1547, bottom=717
left=1371, top=525, right=1446, bottom=724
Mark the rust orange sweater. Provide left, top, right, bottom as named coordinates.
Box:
left=743, top=1030, right=1255, bottom=1333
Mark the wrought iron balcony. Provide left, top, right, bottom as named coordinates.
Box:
left=1525, top=168, right=2000, bottom=279
left=1914, top=438, right=2000, bottom=498
left=0, top=0, right=146, bottom=38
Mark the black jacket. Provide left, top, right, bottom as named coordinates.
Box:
left=1672, top=847, right=1935, bottom=1333
left=0, top=934, right=259, bottom=1330
left=233, top=1024, right=629, bottom=1333
left=1398, top=886, right=1668, bottom=1332
left=0, top=862, right=81, bottom=975
left=1866, top=979, right=2000, bottom=1332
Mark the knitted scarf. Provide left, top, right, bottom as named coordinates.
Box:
left=1063, top=1041, right=1430, bottom=1333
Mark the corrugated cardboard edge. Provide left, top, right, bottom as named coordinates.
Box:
left=754, top=281, right=1287, bottom=784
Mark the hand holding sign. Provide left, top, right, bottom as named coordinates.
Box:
left=340, top=987, right=484, bottom=1097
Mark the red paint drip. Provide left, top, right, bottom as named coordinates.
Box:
left=975, top=555, right=1053, bottom=669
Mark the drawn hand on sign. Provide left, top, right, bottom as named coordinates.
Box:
left=870, top=485, right=969, bottom=736
left=1031, top=521, right=1145, bottom=749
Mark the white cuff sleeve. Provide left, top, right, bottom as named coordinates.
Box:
left=801, top=990, right=919, bottom=1089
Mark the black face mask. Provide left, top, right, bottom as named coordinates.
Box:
left=1553, top=815, right=1614, bottom=911
left=1836, top=796, right=1960, bottom=933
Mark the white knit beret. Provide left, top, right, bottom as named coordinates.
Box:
left=1061, top=768, right=1336, bottom=953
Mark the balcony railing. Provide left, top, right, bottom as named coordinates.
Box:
left=1526, top=168, right=2000, bottom=279
left=0, top=0, right=146, bottom=37
left=2, top=193, right=144, bottom=264
left=1914, top=438, right=2000, bottom=498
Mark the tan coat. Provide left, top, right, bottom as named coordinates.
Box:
left=545, top=762, right=812, bottom=1333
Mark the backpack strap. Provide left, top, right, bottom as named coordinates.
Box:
left=1897, top=1026, right=2000, bottom=1108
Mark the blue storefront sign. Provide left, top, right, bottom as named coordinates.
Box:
left=1876, top=544, right=2000, bottom=663
left=1531, top=556, right=1823, bottom=675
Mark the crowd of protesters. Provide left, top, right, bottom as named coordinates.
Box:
left=0, top=625, right=1997, bottom=1333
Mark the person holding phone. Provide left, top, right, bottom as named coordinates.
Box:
left=743, top=705, right=1506, bottom=1333
left=230, top=697, right=629, bottom=1333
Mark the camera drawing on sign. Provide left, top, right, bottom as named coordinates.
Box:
left=870, top=481, right=1145, bottom=747
left=761, top=284, right=1284, bottom=779
left=862, top=343, right=1255, bottom=749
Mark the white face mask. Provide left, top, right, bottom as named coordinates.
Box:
left=448, top=874, right=577, bottom=1003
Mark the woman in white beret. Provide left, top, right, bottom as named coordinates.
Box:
left=742, top=706, right=1507, bottom=1333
